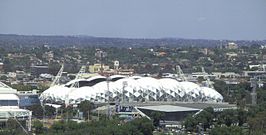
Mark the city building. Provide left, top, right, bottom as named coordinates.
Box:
left=30, top=65, right=49, bottom=77
left=136, top=103, right=236, bottom=127
left=226, top=52, right=238, bottom=59
left=137, top=105, right=200, bottom=121
left=249, top=64, right=266, bottom=71
left=0, top=82, right=32, bottom=131
left=226, top=42, right=238, bottom=49
left=42, top=51, right=54, bottom=62
left=243, top=70, right=266, bottom=77
left=0, top=63, right=3, bottom=73
left=117, top=69, right=134, bottom=76
left=16, top=70, right=28, bottom=81
left=18, top=90, right=40, bottom=107
left=88, top=64, right=109, bottom=73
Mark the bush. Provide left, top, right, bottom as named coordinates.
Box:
left=210, top=126, right=244, bottom=135
left=32, top=120, right=44, bottom=134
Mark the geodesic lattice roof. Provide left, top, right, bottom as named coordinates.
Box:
left=40, top=75, right=224, bottom=104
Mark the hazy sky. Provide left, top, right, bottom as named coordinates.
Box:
left=1, top=0, right=266, bottom=40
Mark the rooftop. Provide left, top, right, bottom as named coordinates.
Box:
left=137, top=105, right=200, bottom=112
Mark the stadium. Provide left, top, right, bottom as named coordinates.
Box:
left=40, top=75, right=223, bottom=105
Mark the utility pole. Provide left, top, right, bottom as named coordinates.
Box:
left=250, top=77, right=257, bottom=105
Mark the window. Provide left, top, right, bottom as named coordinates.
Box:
left=0, top=100, right=18, bottom=106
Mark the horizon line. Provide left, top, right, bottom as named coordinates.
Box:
left=0, top=33, right=265, bottom=41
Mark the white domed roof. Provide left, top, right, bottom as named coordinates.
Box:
left=86, top=75, right=106, bottom=82
left=40, top=75, right=224, bottom=104
left=179, top=81, right=201, bottom=98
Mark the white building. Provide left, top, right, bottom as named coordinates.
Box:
left=0, top=82, right=32, bottom=131
left=226, top=42, right=238, bottom=49
left=40, top=75, right=224, bottom=105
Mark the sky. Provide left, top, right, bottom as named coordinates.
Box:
left=0, top=0, right=266, bottom=40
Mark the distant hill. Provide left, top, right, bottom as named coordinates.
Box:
left=0, top=34, right=265, bottom=48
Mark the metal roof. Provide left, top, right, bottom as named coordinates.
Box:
left=0, top=94, right=19, bottom=100
left=137, top=105, right=200, bottom=112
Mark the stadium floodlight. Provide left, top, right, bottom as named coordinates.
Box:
left=122, top=81, right=128, bottom=104
left=106, top=76, right=111, bottom=119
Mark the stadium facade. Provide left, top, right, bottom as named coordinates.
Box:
left=40, top=75, right=223, bottom=105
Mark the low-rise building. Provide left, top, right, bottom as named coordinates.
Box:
left=226, top=42, right=238, bottom=49
left=0, top=63, right=3, bottom=73
left=0, top=82, right=32, bottom=131
left=117, top=69, right=134, bottom=76
left=30, top=65, right=49, bottom=77
left=16, top=70, right=28, bottom=81
left=42, top=51, right=54, bottom=62
left=89, top=64, right=110, bottom=73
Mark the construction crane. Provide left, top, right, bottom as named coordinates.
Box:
left=201, top=67, right=214, bottom=88
left=176, top=65, right=187, bottom=81
left=50, top=64, right=64, bottom=87
left=41, top=64, right=64, bottom=125
left=70, top=65, right=87, bottom=88
left=75, top=65, right=87, bottom=79
left=63, top=65, right=89, bottom=123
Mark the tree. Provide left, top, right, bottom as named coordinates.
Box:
left=11, top=84, right=33, bottom=91
left=257, top=88, right=266, bottom=104
left=44, top=105, right=56, bottom=117
left=195, top=107, right=214, bottom=130
left=183, top=114, right=197, bottom=132
left=0, top=75, right=7, bottom=80
left=5, top=118, right=27, bottom=135
left=37, top=84, right=50, bottom=93
left=26, top=105, right=43, bottom=117
left=3, top=58, right=15, bottom=72
left=6, top=118, right=20, bottom=130
left=32, top=120, right=44, bottom=134
left=44, top=117, right=154, bottom=135
left=129, top=118, right=154, bottom=135
left=150, top=111, right=165, bottom=127
left=248, top=110, right=266, bottom=134
left=213, top=80, right=228, bottom=101
left=237, top=109, right=247, bottom=126
left=210, top=126, right=244, bottom=135
left=218, top=109, right=238, bottom=126
left=183, top=107, right=215, bottom=132
left=61, top=105, right=77, bottom=120
left=77, top=100, right=94, bottom=120
left=51, top=120, right=65, bottom=133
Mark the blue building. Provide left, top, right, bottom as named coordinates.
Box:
left=18, top=91, right=40, bottom=107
